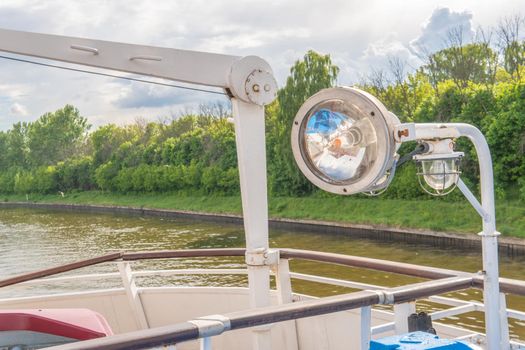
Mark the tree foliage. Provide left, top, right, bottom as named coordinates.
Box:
left=0, top=34, right=525, bottom=202
left=27, top=105, right=90, bottom=166
left=269, top=50, right=339, bottom=195
left=423, top=43, right=499, bottom=90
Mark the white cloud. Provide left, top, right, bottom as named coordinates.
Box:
left=9, top=102, right=27, bottom=116
left=355, top=7, right=478, bottom=81
left=361, top=33, right=422, bottom=72
left=0, top=1, right=522, bottom=130
left=410, top=7, right=475, bottom=57
left=114, top=82, right=228, bottom=109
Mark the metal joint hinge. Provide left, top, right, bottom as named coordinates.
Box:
left=477, top=231, right=501, bottom=237
left=245, top=248, right=280, bottom=266
left=366, top=289, right=394, bottom=305
left=188, top=314, right=231, bottom=338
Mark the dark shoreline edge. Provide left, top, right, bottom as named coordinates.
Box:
left=1, top=201, right=524, bottom=257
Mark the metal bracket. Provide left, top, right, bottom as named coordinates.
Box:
left=198, top=314, right=232, bottom=330
left=366, top=289, right=394, bottom=305
left=245, top=248, right=280, bottom=266
left=70, top=44, right=99, bottom=55
left=478, top=231, right=501, bottom=237
left=189, top=314, right=232, bottom=337
left=394, top=123, right=416, bottom=142
left=244, top=69, right=278, bottom=106
left=188, top=320, right=225, bottom=338
left=129, top=55, right=163, bottom=61
left=457, top=178, right=490, bottom=222
left=229, top=56, right=277, bottom=106
left=414, top=123, right=461, bottom=140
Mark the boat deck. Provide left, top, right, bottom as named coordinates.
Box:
left=0, top=248, right=523, bottom=349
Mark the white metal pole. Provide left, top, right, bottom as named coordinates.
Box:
left=360, top=306, right=372, bottom=350
left=414, top=123, right=509, bottom=349
left=231, top=98, right=272, bottom=350
left=453, top=124, right=506, bottom=350
left=393, top=302, right=416, bottom=334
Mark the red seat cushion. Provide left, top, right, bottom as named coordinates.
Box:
left=0, top=309, right=113, bottom=340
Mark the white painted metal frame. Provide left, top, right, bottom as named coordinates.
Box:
left=272, top=258, right=300, bottom=350
left=360, top=305, right=372, bottom=349
left=0, top=28, right=237, bottom=88
left=0, top=28, right=278, bottom=350
left=3, top=259, right=525, bottom=348
left=393, top=302, right=416, bottom=334
left=232, top=99, right=273, bottom=350
left=413, top=123, right=508, bottom=350
left=117, top=262, right=149, bottom=329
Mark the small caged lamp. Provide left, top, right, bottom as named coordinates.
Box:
left=413, top=139, right=464, bottom=196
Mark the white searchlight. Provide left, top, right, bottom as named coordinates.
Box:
left=291, top=86, right=509, bottom=350
left=291, top=87, right=400, bottom=195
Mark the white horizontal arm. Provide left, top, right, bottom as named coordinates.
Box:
left=414, top=123, right=461, bottom=139
left=0, top=28, right=238, bottom=88
left=0, top=28, right=278, bottom=105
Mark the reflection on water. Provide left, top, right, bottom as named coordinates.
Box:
left=0, top=208, right=524, bottom=340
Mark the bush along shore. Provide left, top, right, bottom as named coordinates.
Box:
left=1, top=191, right=524, bottom=239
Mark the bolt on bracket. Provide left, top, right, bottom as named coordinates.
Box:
left=245, top=248, right=280, bottom=266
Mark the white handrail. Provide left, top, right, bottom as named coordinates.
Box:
left=289, top=272, right=384, bottom=290
left=2, top=260, right=524, bottom=349
left=13, top=269, right=249, bottom=286
left=8, top=267, right=525, bottom=325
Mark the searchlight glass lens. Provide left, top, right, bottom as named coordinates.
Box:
left=421, top=159, right=459, bottom=190
left=301, top=99, right=378, bottom=183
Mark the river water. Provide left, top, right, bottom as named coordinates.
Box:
left=0, top=207, right=524, bottom=341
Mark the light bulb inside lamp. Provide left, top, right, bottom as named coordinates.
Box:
left=421, top=159, right=459, bottom=190
left=291, top=87, right=400, bottom=195
left=303, top=102, right=378, bottom=183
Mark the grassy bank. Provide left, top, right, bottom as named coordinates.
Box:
left=2, top=191, right=524, bottom=238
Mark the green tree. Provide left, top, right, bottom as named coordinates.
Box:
left=27, top=105, right=90, bottom=166
left=269, top=50, right=339, bottom=195
left=485, top=82, right=525, bottom=198
left=5, top=122, right=30, bottom=168
left=362, top=69, right=434, bottom=122
left=423, top=43, right=499, bottom=91
left=90, top=124, right=129, bottom=166
left=497, top=15, right=525, bottom=81
left=94, top=161, right=119, bottom=191
left=202, top=118, right=237, bottom=169
left=502, top=41, right=525, bottom=80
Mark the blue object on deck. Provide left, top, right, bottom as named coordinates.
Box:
left=370, top=331, right=475, bottom=349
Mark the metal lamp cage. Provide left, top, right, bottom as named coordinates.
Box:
left=416, top=156, right=463, bottom=196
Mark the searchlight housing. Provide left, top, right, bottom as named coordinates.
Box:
left=291, top=87, right=400, bottom=195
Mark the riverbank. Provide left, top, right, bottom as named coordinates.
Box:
left=2, top=195, right=525, bottom=257
left=1, top=191, right=524, bottom=239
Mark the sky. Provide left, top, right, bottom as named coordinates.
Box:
left=0, top=0, right=523, bottom=130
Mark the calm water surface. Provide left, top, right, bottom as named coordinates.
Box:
left=0, top=208, right=524, bottom=340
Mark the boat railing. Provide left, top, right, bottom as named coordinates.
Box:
left=0, top=248, right=524, bottom=349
